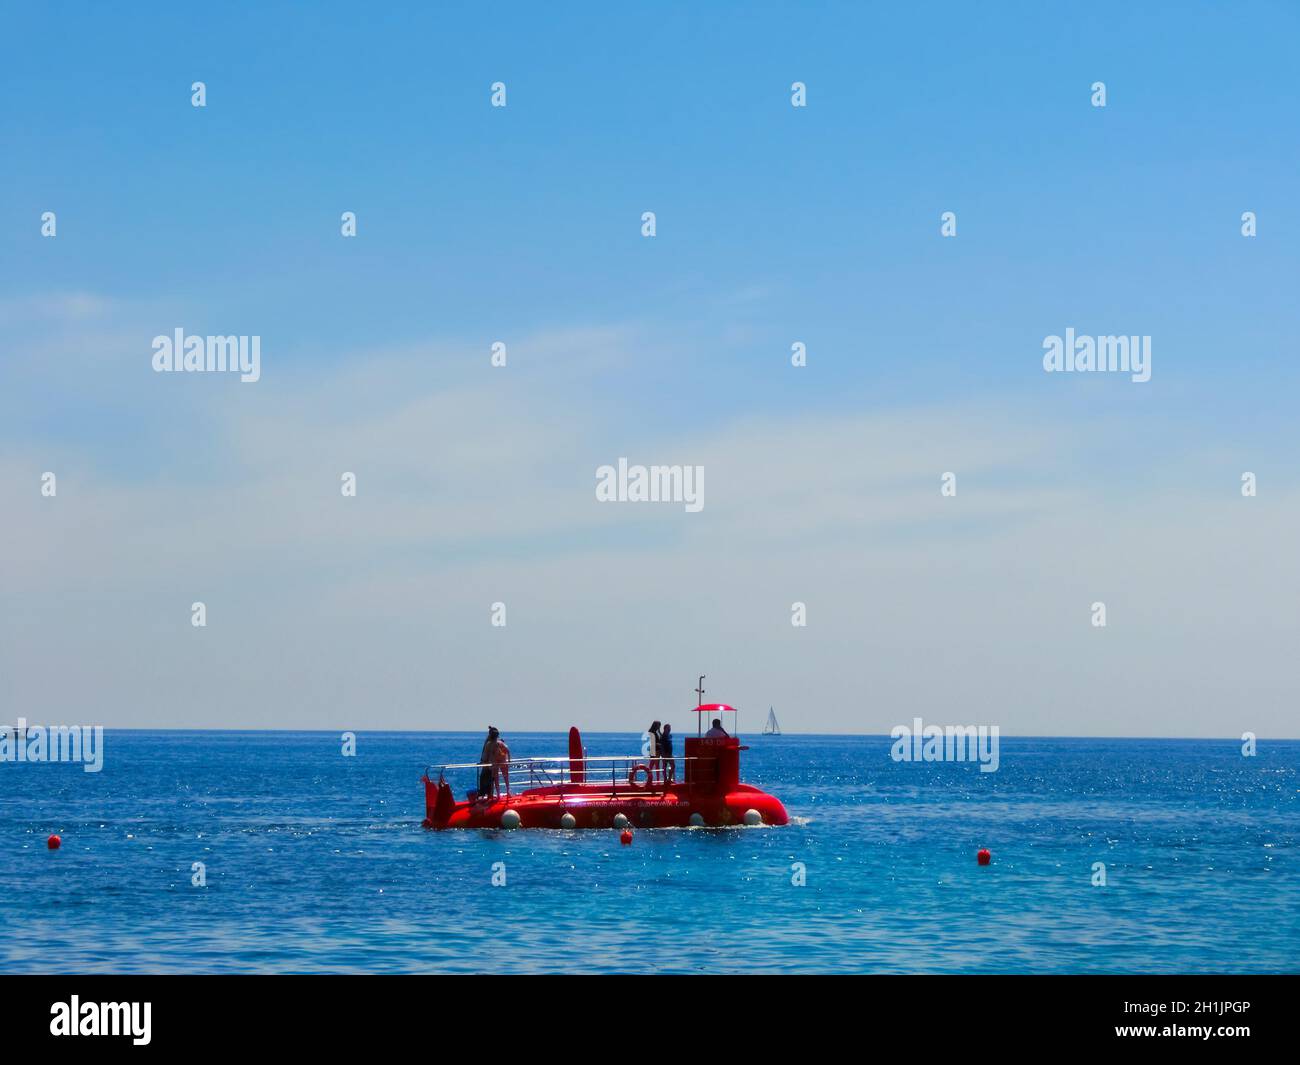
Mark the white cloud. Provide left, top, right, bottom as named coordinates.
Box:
left=2, top=317, right=1297, bottom=738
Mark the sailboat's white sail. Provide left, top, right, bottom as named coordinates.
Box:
left=763, top=707, right=780, bottom=735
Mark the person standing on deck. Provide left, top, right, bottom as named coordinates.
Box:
left=477, top=727, right=500, bottom=799
left=660, top=723, right=675, bottom=782
left=646, top=721, right=662, bottom=782
left=491, top=732, right=511, bottom=797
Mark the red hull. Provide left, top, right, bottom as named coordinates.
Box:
left=422, top=778, right=789, bottom=829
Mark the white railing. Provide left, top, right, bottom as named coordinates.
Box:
left=425, top=754, right=705, bottom=796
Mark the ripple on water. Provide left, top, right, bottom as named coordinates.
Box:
left=1, top=733, right=1297, bottom=972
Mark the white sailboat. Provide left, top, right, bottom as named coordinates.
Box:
left=762, top=706, right=781, bottom=736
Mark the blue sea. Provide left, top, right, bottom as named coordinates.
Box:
left=1, top=732, right=1296, bottom=974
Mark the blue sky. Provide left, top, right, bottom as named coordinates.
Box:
left=2, top=3, right=1299, bottom=734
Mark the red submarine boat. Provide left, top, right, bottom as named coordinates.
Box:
left=421, top=702, right=789, bottom=830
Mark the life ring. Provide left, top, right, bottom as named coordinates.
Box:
left=628, top=764, right=652, bottom=788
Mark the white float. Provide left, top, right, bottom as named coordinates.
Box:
left=500, top=809, right=521, bottom=829
left=613, top=813, right=629, bottom=829
left=689, top=813, right=705, bottom=827
left=560, top=812, right=576, bottom=829
left=743, top=809, right=763, bottom=826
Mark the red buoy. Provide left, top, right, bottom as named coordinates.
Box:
left=977, top=848, right=991, bottom=866
left=620, top=829, right=633, bottom=845
left=47, top=834, right=61, bottom=850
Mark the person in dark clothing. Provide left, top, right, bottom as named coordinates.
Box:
left=705, top=718, right=729, bottom=738
left=660, top=723, right=675, bottom=782
left=477, top=727, right=500, bottom=799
